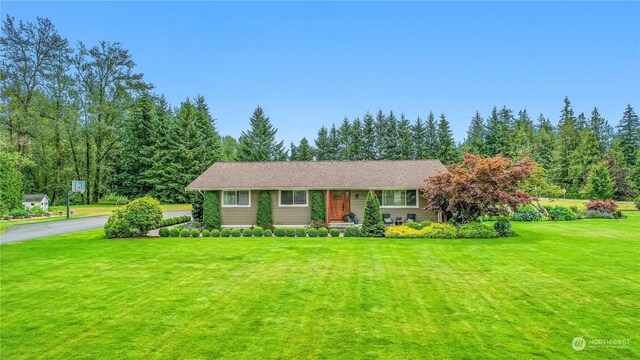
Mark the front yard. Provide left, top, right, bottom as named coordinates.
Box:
left=1, top=213, right=638, bottom=358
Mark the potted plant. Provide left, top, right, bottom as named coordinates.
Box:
left=342, top=212, right=356, bottom=222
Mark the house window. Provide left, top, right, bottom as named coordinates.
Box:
left=279, top=190, right=308, bottom=207
left=222, top=190, right=251, bottom=207
left=375, top=190, right=418, bottom=208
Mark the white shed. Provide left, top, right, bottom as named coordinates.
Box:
left=22, top=194, right=50, bottom=211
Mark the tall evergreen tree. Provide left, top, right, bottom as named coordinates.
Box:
left=464, top=111, right=485, bottom=156
left=436, top=113, right=459, bottom=164
left=424, top=112, right=438, bottom=158
left=411, top=116, right=428, bottom=159
left=328, top=123, right=341, bottom=160
left=615, top=104, right=640, bottom=170
left=589, top=107, right=613, bottom=149
left=511, top=109, right=535, bottom=159
left=569, top=130, right=603, bottom=191
left=314, top=126, right=330, bottom=160
left=484, top=106, right=510, bottom=156
left=374, top=110, right=387, bottom=159
left=382, top=111, right=400, bottom=159
left=338, top=117, right=352, bottom=160
left=221, top=135, right=238, bottom=161
left=237, top=106, right=286, bottom=162
left=361, top=112, right=377, bottom=160
left=350, top=118, right=364, bottom=160
left=532, top=114, right=555, bottom=169
left=575, top=112, right=587, bottom=131
left=582, top=162, right=615, bottom=200
left=290, top=138, right=314, bottom=161
left=551, top=97, right=580, bottom=190
left=398, top=114, right=413, bottom=160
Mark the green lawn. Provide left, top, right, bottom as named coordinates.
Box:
left=0, top=204, right=190, bottom=234
left=538, top=198, right=638, bottom=211
left=1, top=214, right=638, bottom=358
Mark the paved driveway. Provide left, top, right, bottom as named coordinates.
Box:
left=0, top=211, right=191, bottom=245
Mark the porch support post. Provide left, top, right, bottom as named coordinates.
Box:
left=325, top=190, right=330, bottom=223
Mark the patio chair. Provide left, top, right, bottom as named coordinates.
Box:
left=406, top=214, right=416, bottom=223
left=382, top=213, right=393, bottom=225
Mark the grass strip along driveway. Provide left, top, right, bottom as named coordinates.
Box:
left=1, top=213, right=638, bottom=358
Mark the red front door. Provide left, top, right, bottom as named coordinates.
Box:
left=329, top=190, right=350, bottom=221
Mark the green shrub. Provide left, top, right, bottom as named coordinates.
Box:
left=307, top=228, right=318, bottom=237
left=160, top=215, right=191, bottom=227
left=548, top=206, right=577, bottom=221
left=191, top=229, right=200, bottom=237
left=104, top=209, right=135, bottom=238
left=635, top=196, right=640, bottom=210
left=231, top=228, right=242, bottom=237
left=203, top=191, right=222, bottom=230
left=494, top=219, right=513, bottom=237
left=330, top=228, right=340, bottom=237
left=404, top=220, right=433, bottom=230
left=310, top=191, right=326, bottom=222
left=202, top=229, right=211, bottom=237
left=181, top=229, right=191, bottom=237
left=169, top=228, right=181, bottom=237
left=99, top=193, right=129, bottom=205
left=512, top=205, right=542, bottom=222
left=295, top=227, right=307, bottom=237
left=344, top=226, right=361, bottom=237
left=264, top=229, right=273, bottom=237
left=274, top=228, right=286, bottom=237
left=253, top=226, right=264, bottom=237
left=211, top=229, right=221, bottom=237
left=242, top=228, right=253, bottom=237
left=584, top=210, right=615, bottom=219
left=285, top=228, right=296, bottom=237
left=29, top=206, right=46, bottom=215
left=318, top=227, right=328, bottom=237
left=361, top=192, right=385, bottom=237
left=456, top=223, right=497, bottom=238
left=9, top=208, right=29, bottom=217
left=123, top=197, right=163, bottom=236
left=159, top=227, right=170, bottom=237
left=421, top=223, right=456, bottom=238
left=220, top=228, right=231, bottom=237
left=256, top=191, right=273, bottom=228
left=585, top=200, right=617, bottom=213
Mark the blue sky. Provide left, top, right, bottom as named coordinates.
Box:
left=3, top=1, right=639, bottom=145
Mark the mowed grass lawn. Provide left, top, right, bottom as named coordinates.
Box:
left=1, top=214, right=638, bottom=358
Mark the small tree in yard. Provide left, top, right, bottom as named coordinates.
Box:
left=310, top=191, right=326, bottom=222
left=361, top=191, right=385, bottom=237
left=422, top=154, right=536, bottom=225
left=202, top=191, right=222, bottom=230
left=256, top=191, right=273, bottom=228
left=124, top=196, right=164, bottom=235
left=582, top=162, right=615, bottom=200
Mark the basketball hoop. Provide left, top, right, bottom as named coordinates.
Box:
left=67, top=180, right=86, bottom=219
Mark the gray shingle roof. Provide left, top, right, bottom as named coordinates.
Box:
left=186, top=160, right=447, bottom=190
left=23, top=194, right=49, bottom=202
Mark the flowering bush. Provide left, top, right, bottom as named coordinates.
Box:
left=585, top=200, right=617, bottom=213
left=512, top=205, right=542, bottom=222
left=385, top=223, right=457, bottom=239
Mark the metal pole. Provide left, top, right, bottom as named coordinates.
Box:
left=66, top=191, right=72, bottom=219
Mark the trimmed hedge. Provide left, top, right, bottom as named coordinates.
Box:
left=253, top=226, right=264, bottom=237
left=256, top=191, right=273, bottom=229
left=404, top=221, right=432, bottom=230
left=295, top=227, right=307, bottom=237
left=202, top=229, right=211, bottom=237
left=285, top=228, right=296, bottom=237
left=159, top=215, right=191, bottom=228
left=318, top=227, right=328, bottom=237
left=159, top=227, right=170, bottom=237
left=330, top=228, right=340, bottom=237
left=344, top=226, right=361, bottom=237
left=457, top=223, right=497, bottom=238
left=385, top=223, right=457, bottom=239
left=124, top=197, right=163, bottom=235
left=221, top=228, right=231, bottom=237
left=191, top=229, right=201, bottom=237
left=310, top=190, right=326, bottom=222
left=307, top=228, right=318, bottom=237
left=274, top=228, right=286, bottom=237
left=242, top=228, right=253, bottom=237
left=203, top=191, right=222, bottom=230
left=180, top=229, right=191, bottom=237
left=211, top=229, right=221, bottom=237
left=231, top=228, right=242, bottom=237
left=264, top=229, right=272, bottom=237
left=169, top=228, right=180, bottom=237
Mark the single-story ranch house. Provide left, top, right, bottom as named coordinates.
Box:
left=186, top=160, right=447, bottom=227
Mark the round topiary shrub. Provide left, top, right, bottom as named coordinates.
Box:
left=159, top=227, right=170, bottom=237
left=264, top=229, right=273, bottom=237
left=344, top=226, right=361, bottom=237
left=295, top=227, right=307, bottom=237
left=191, top=229, right=200, bottom=237
left=253, top=226, right=264, bottom=237
left=285, top=228, right=296, bottom=237
left=169, top=228, right=180, bottom=237
left=202, top=229, right=211, bottom=237
left=242, top=228, right=253, bottom=237
left=494, top=219, right=513, bottom=237
left=548, top=206, right=577, bottom=221
left=307, top=228, right=318, bottom=237
left=123, top=196, right=163, bottom=236
left=104, top=209, right=135, bottom=238
left=211, top=229, right=221, bottom=237
left=181, top=229, right=191, bottom=237
left=274, top=228, right=286, bottom=237
left=318, top=227, right=328, bottom=237
left=231, top=228, right=242, bottom=237
left=330, top=228, right=340, bottom=237
left=221, top=228, right=231, bottom=237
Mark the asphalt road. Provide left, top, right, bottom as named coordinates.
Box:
left=0, top=211, right=191, bottom=245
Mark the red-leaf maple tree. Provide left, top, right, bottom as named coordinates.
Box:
left=421, top=154, right=537, bottom=224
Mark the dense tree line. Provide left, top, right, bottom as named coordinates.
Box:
left=2, top=16, right=639, bottom=215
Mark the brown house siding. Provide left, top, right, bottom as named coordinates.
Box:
left=350, top=190, right=437, bottom=223
left=220, top=190, right=311, bottom=226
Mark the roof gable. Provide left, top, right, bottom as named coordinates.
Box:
left=186, top=160, right=447, bottom=190
left=23, top=194, right=49, bottom=202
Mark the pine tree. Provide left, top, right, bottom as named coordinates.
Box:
left=328, top=124, right=341, bottom=160
left=484, top=106, right=510, bottom=156
left=589, top=107, right=613, bottom=149
left=314, top=126, right=330, bottom=161
left=256, top=190, right=273, bottom=228
left=411, top=116, right=428, bottom=159
left=194, top=95, right=222, bottom=166
left=361, top=112, right=377, bottom=160
left=575, top=112, right=587, bottom=131
left=350, top=118, right=364, bottom=160
left=424, top=112, right=438, bottom=158
left=551, top=97, right=580, bottom=190
left=0, top=139, right=24, bottom=214
left=291, top=138, right=314, bottom=161
left=398, top=114, right=413, bottom=159
left=374, top=110, right=387, bottom=159
left=360, top=191, right=385, bottom=237
left=436, top=113, right=459, bottom=164
left=511, top=109, right=535, bottom=159
left=569, top=130, right=603, bottom=191
left=464, top=111, right=485, bottom=156
left=582, top=162, right=615, bottom=200
left=221, top=135, right=238, bottom=161
left=382, top=111, right=400, bottom=159
left=202, top=191, right=221, bottom=230
left=532, top=114, right=555, bottom=169
left=289, top=142, right=298, bottom=161
left=237, top=106, right=286, bottom=162
left=338, top=117, right=352, bottom=160
left=615, top=104, right=640, bottom=170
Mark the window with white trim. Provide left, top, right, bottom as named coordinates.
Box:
left=222, top=190, right=251, bottom=207
left=375, top=189, right=418, bottom=207
left=279, top=190, right=308, bottom=206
